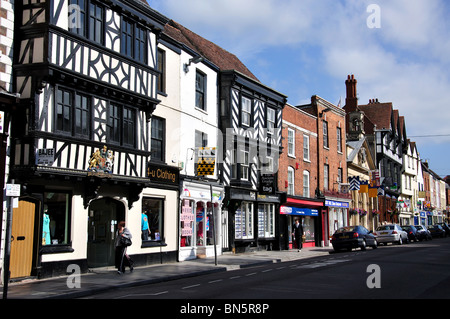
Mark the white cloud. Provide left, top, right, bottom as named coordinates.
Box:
left=151, top=0, right=450, bottom=144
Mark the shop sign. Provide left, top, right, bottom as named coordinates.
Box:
left=180, top=200, right=194, bottom=236
left=259, top=174, right=275, bottom=194
left=230, top=189, right=256, bottom=201
left=325, top=200, right=349, bottom=208
left=147, top=162, right=179, bottom=185
left=280, top=206, right=319, bottom=216
left=36, top=148, right=55, bottom=165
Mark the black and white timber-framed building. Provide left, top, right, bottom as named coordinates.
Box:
left=7, top=0, right=179, bottom=279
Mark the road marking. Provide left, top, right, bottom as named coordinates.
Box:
left=294, top=259, right=350, bottom=269
left=230, top=276, right=241, bottom=280
left=245, top=272, right=257, bottom=277
left=208, top=279, right=223, bottom=284
left=182, top=284, right=200, bottom=290
left=262, top=269, right=273, bottom=273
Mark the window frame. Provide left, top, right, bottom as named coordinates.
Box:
left=121, top=17, right=148, bottom=64
left=108, top=103, right=137, bottom=147
left=142, top=197, right=165, bottom=244
left=337, top=127, right=342, bottom=153
left=157, top=48, right=166, bottom=93
left=267, top=107, right=276, bottom=135
left=195, top=70, right=207, bottom=111
left=241, top=96, right=252, bottom=127
left=69, top=0, right=104, bottom=45
left=287, top=128, right=295, bottom=157
left=303, top=134, right=310, bottom=161
left=323, top=120, right=329, bottom=148
left=303, top=170, right=310, bottom=197
left=287, top=166, right=295, bottom=195
left=55, top=86, right=91, bottom=138
left=150, top=116, right=165, bottom=162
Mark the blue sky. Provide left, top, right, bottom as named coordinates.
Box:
left=149, top=0, right=450, bottom=177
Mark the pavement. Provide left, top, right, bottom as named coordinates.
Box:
left=0, top=247, right=332, bottom=299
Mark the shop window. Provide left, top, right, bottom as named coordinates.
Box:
left=180, top=200, right=194, bottom=247
left=235, top=202, right=253, bottom=240
left=142, top=197, right=164, bottom=242
left=42, top=192, right=71, bottom=246
left=258, top=204, right=275, bottom=238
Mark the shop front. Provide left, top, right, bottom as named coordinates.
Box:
left=179, top=178, right=224, bottom=261
left=325, top=199, right=350, bottom=245
left=225, top=188, right=283, bottom=253
left=278, top=196, right=324, bottom=249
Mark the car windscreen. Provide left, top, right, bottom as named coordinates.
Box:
left=376, top=225, right=394, bottom=230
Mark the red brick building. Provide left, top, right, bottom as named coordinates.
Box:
left=278, top=95, right=349, bottom=249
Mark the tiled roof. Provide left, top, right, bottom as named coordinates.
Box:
left=358, top=102, right=393, bottom=130
left=163, top=20, right=259, bottom=82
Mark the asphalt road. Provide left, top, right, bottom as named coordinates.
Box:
left=84, top=238, right=450, bottom=300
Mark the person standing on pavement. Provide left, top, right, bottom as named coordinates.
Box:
left=293, top=218, right=304, bottom=252
left=115, top=221, right=134, bottom=274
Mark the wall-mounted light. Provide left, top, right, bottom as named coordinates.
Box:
left=184, top=55, right=205, bottom=73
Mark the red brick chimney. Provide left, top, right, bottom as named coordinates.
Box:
left=345, top=74, right=358, bottom=112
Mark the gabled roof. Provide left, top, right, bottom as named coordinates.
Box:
left=358, top=101, right=393, bottom=130
left=163, top=20, right=259, bottom=82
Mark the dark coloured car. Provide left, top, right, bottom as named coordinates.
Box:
left=401, top=225, right=420, bottom=242
left=331, top=225, right=378, bottom=252
left=437, top=223, right=450, bottom=236
left=427, top=225, right=447, bottom=238
left=415, top=225, right=432, bottom=241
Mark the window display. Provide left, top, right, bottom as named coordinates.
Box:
left=42, top=192, right=70, bottom=245
left=142, top=197, right=164, bottom=241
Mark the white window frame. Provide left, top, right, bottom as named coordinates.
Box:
left=288, top=166, right=295, bottom=195
left=267, top=108, right=276, bottom=135
left=303, top=135, right=310, bottom=161
left=303, top=170, right=310, bottom=197
left=240, top=150, right=249, bottom=181
left=288, top=128, right=295, bottom=157
left=241, top=96, right=252, bottom=127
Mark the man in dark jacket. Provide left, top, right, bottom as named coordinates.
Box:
left=293, top=218, right=304, bottom=252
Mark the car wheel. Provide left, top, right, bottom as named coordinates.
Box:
left=398, top=237, right=403, bottom=245
left=372, top=239, right=378, bottom=249
left=361, top=240, right=367, bottom=250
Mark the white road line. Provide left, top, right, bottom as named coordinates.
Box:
left=182, top=284, right=200, bottom=290
left=245, top=272, right=257, bottom=276
left=262, top=269, right=273, bottom=273
left=208, top=279, right=223, bottom=284
left=230, top=276, right=241, bottom=280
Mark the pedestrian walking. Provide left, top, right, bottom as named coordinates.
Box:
left=115, top=221, right=134, bottom=274
left=292, top=218, right=304, bottom=252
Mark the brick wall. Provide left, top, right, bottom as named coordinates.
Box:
left=278, top=104, right=318, bottom=198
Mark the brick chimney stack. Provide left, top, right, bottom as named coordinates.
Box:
left=345, top=74, right=358, bottom=112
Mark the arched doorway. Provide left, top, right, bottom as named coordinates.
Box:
left=87, top=198, right=125, bottom=268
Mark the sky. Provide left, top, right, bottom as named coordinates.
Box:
left=149, top=0, right=450, bottom=177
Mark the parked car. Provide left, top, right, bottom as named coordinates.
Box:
left=331, top=225, right=378, bottom=252
left=428, top=225, right=447, bottom=238
left=414, top=225, right=432, bottom=241
left=401, top=225, right=420, bottom=242
left=437, top=223, right=450, bottom=236
left=374, top=224, right=408, bottom=245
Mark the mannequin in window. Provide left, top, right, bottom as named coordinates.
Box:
left=141, top=210, right=151, bottom=241
left=42, top=207, right=51, bottom=245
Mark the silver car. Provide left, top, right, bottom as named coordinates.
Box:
left=374, top=224, right=409, bottom=245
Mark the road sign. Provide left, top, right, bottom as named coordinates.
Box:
left=6, top=184, right=20, bottom=197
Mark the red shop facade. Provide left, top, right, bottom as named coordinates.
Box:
left=278, top=196, right=325, bottom=249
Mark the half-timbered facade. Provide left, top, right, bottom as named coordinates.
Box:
left=8, top=0, right=174, bottom=279
left=220, top=71, right=287, bottom=252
